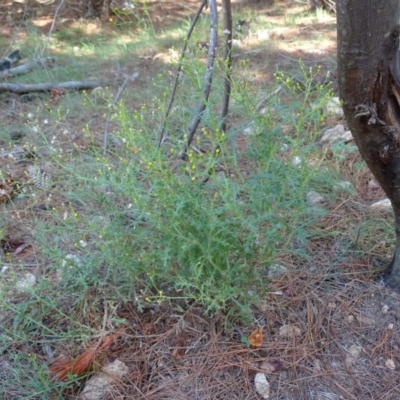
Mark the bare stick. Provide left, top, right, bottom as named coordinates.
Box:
left=256, top=86, right=282, bottom=111
left=199, top=0, right=232, bottom=184
left=103, top=72, right=139, bottom=155
left=178, top=0, right=218, bottom=159
left=0, top=57, right=55, bottom=78
left=0, top=80, right=110, bottom=94
left=219, top=0, right=233, bottom=133
left=158, top=0, right=208, bottom=146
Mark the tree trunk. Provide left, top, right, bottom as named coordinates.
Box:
left=337, top=0, right=400, bottom=288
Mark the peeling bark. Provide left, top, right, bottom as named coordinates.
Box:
left=337, top=1, right=400, bottom=288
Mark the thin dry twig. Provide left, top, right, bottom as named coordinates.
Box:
left=178, top=0, right=218, bottom=159
left=103, top=72, right=139, bottom=155
left=219, top=0, right=233, bottom=133
left=158, top=0, right=208, bottom=146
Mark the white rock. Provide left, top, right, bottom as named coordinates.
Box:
left=320, top=124, right=353, bottom=144
left=368, top=179, right=380, bottom=188
left=370, top=198, right=392, bottom=211
left=254, top=373, right=270, bottom=399
left=292, top=156, right=302, bottom=166
left=244, top=122, right=256, bottom=135
left=382, top=304, right=390, bottom=314
left=268, top=264, right=288, bottom=279
left=279, top=143, right=290, bottom=153
left=307, top=190, right=325, bottom=205
left=79, top=359, right=129, bottom=400
left=348, top=345, right=362, bottom=359
left=325, top=97, right=344, bottom=118
left=385, top=359, right=396, bottom=370
left=15, top=273, right=36, bottom=293
left=259, top=107, right=267, bottom=115
left=347, top=315, right=355, bottom=323
left=342, top=130, right=353, bottom=142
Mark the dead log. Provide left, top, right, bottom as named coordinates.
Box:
left=0, top=80, right=110, bottom=94
left=0, top=57, right=55, bottom=78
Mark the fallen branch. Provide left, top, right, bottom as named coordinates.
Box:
left=0, top=57, right=55, bottom=78
left=103, top=72, right=139, bottom=155
left=0, top=80, right=110, bottom=94
left=178, top=0, right=218, bottom=159
left=219, top=0, right=233, bottom=133
left=158, top=0, right=209, bottom=146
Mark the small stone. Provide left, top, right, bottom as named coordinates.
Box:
left=79, top=359, right=129, bottom=400
left=307, top=190, right=325, bottom=205
left=325, top=97, right=344, bottom=118
left=382, top=304, right=390, bottom=314
left=368, top=179, right=380, bottom=188
left=268, top=264, right=287, bottom=279
left=370, top=198, right=392, bottom=211
left=244, top=123, right=256, bottom=135
left=348, top=345, right=362, bottom=359
left=385, top=359, right=396, bottom=370
left=254, top=373, right=270, bottom=399
left=15, top=273, right=36, bottom=293
left=292, top=156, right=302, bottom=166
left=347, top=315, right=355, bottom=323
left=279, top=143, right=290, bottom=153
left=320, top=124, right=353, bottom=144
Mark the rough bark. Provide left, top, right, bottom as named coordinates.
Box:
left=337, top=0, right=400, bottom=288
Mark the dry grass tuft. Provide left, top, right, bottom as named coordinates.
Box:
left=49, top=330, right=125, bottom=381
